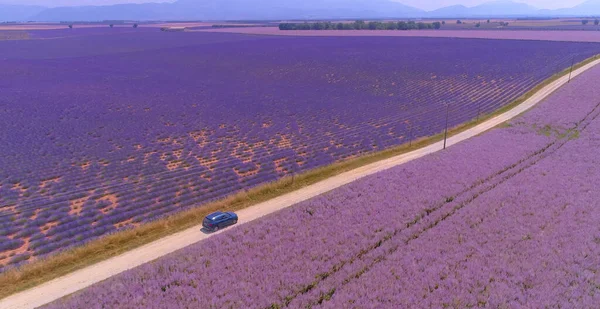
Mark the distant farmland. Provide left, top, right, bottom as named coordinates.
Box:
left=1, top=29, right=600, bottom=270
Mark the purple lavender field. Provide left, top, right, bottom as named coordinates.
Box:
left=1, top=29, right=600, bottom=270
left=45, top=62, right=600, bottom=309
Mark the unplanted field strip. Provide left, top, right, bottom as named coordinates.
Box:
left=197, top=28, right=600, bottom=43
left=2, top=59, right=599, bottom=309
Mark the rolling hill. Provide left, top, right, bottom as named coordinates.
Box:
left=31, top=0, right=424, bottom=21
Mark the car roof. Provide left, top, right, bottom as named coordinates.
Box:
left=206, top=211, right=224, bottom=220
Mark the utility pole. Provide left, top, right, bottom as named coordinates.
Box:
left=443, top=104, right=449, bottom=150
left=568, top=56, right=575, bottom=83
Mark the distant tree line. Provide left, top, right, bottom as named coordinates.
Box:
left=582, top=19, right=600, bottom=25
left=457, top=20, right=509, bottom=27
left=211, top=24, right=273, bottom=29
left=279, top=20, right=442, bottom=31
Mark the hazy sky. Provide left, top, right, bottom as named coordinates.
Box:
left=0, top=0, right=588, bottom=10
left=0, top=0, right=175, bottom=7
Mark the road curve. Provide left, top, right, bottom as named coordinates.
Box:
left=2, top=58, right=600, bottom=309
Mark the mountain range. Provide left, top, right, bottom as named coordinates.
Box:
left=0, top=4, right=45, bottom=21
left=1, top=0, right=600, bottom=22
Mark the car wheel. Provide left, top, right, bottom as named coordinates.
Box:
left=233, top=220, right=238, bottom=224
left=213, top=226, right=219, bottom=232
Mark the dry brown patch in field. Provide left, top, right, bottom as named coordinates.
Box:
left=235, top=163, right=261, bottom=178
left=335, top=122, right=349, bottom=129
left=11, top=183, right=25, bottom=192
left=98, top=194, right=118, bottom=214
left=189, top=130, right=209, bottom=143
left=79, top=161, right=91, bottom=171
left=100, top=205, right=116, bottom=215
left=0, top=205, right=16, bottom=215
left=387, top=127, right=397, bottom=138
left=166, top=160, right=182, bottom=171
left=40, top=177, right=61, bottom=188
left=276, top=134, right=292, bottom=149
left=143, top=151, right=157, bottom=164
left=251, top=141, right=266, bottom=150
left=173, top=149, right=183, bottom=159
left=200, top=173, right=212, bottom=182
left=196, top=156, right=218, bottom=169
left=69, top=197, right=86, bottom=216
left=30, top=209, right=41, bottom=220
left=232, top=142, right=255, bottom=163
left=0, top=237, right=31, bottom=266
left=274, top=158, right=288, bottom=173
left=197, top=140, right=209, bottom=148
left=114, top=218, right=135, bottom=230
left=101, top=193, right=118, bottom=205
left=171, top=138, right=184, bottom=146
left=157, top=137, right=171, bottom=143
left=41, top=222, right=58, bottom=234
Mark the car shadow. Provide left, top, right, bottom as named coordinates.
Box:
left=200, top=227, right=214, bottom=234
